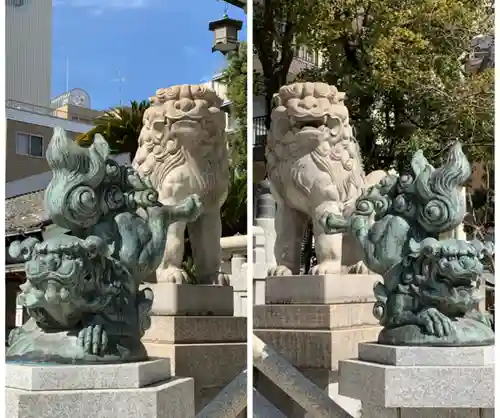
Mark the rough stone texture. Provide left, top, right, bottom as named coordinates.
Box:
left=143, top=316, right=246, bottom=344
left=400, top=408, right=481, bottom=418
left=142, top=283, right=234, bottom=316
left=6, top=359, right=170, bottom=391
left=6, top=377, right=195, bottom=418
left=256, top=366, right=361, bottom=418
left=358, top=343, right=495, bottom=366
left=142, top=315, right=246, bottom=413
left=265, top=274, right=380, bottom=304
left=255, top=326, right=381, bottom=370
left=132, top=85, right=230, bottom=285
left=254, top=304, right=379, bottom=330
left=339, top=359, right=494, bottom=408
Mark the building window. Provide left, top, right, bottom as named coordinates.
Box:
left=16, top=133, right=44, bottom=157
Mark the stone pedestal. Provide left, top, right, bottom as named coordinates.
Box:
left=6, top=359, right=195, bottom=418
left=144, top=283, right=234, bottom=316
left=254, top=274, right=383, bottom=417
left=339, top=343, right=495, bottom=418
left=141, top=283, right=247, bottom=413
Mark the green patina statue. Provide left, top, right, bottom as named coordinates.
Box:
left=321, top=143, right=494, bottom=346
left=7, top=127, right=201, bottom=363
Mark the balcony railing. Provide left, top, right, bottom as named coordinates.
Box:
left=6, top=99, right=92, bottom=123
left=253, top=116, right=267, bottom=146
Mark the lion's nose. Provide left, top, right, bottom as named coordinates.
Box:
left=298, top=97, right=318, bottom=110
left=174, top=98, right=195, bottom=112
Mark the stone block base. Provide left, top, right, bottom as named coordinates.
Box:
left=141, top=283, right=234, bottom=316
left=359, top=404, right=494, bottom=418
left=265, top=274, right=381, bottom=304
left=255, top=368, right=361, bottom=418
left=5, top=360, right=195, bottom=418
left=255, top=274, right=383, bottom=417
left=254, top=326, right=381, bottom=370
left=143, top=315, right=247, bottom=412
left=339, top=343, right=494, bottom=416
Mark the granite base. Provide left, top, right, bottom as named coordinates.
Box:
left=142, top=315, right=247, bottom=412
left=339, top=343, right=495, bottom=417
left=5, top=360, right=195, bottom=418
left=141, top=283, right=234, bottom=316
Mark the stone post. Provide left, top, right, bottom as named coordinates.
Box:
left=339, top=343, right=494, bottom=418
left=253, top=273, right=382, bottom=417
left=254, top=179, right=277, bottom=266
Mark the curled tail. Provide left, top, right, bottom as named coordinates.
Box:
left=373, top=281, right=388, bottom=325
left=137, top=287, right=154, bottom=338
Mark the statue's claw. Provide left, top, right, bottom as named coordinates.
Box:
left=346, top=260, right=371, bottom=274
left=319, top=212, right=349, bottom=235
left=268, top=265, right=293, bottom=276
left=157, top=266, right=189, bottom=284
left=166, top=195, right=203, bottom=223
left=417, top=308, right=454, bottom=337
left=309, top=260, right=340, bottom=275
left=78, top=323, right=109, bottom=356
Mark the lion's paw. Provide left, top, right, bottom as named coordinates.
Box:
left=347, top=260, right=371, bottom=274
left=417, top=308, right=454, bottom=338
left=157, top=267, right=189, bottom=284
left=197, top=272, right=230, bottom=285
left=268, top=265, right=293, bottom=276
left=78, top=323, right=108, bottom=356
left=309, top=261, right=340, bottom=275
left=216, top=273, right=230, bottom=286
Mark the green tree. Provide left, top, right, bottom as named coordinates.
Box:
left=220, top=41, right=248, bottom=236
left=77, top=100, right=148, bottom=161
left=221, top=41, right=248, bottom=173
left=254, top=0, right=321, bottom=129
left=296, top=0, right=494, bottom=173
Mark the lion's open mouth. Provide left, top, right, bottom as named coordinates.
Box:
left=442, top=276, right=477, bottom=290
left=292, top=116, right=326, bottom=132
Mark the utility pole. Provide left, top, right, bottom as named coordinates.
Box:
left=112, top=70, right=126, bottom=106
left=65, top=55, right=69, bottom=92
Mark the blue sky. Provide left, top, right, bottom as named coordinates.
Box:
left=52, top=0, right=246, bottom=110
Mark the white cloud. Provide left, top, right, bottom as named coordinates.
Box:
left=55, top=0, right=148, bottom=11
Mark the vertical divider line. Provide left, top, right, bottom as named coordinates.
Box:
left=245, top=0, right=255, bottom=416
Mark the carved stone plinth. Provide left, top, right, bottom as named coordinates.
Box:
left=143, top=283, right=234, bottom=316
left=142, top=315, right=247, bottom=413
left=6, top=360, right=195, bottom=418
left=339, top=343, right=495, bottom=418
left=253, top=274, right=382, bottom=417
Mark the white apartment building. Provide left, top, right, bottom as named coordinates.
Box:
left=6, top=0, right=52, bottom=107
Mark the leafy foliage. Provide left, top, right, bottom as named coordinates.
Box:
left=254, top=0, right=321, bottom=127
left=220, top=41, right=248, bottom=236
left=221, top=42, right=248, bottom=173
left=295, top=0, right=494, bottom=173
left=76, top=100, right=148, bottom=161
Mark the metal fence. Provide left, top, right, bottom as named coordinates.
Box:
left=253, top=116, right=267, bottom=146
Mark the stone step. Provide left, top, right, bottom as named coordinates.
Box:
left=265, top=274, right=381, bottom=304
left=143, top=316, right=246, bottom=344
left=254, top=304, right=379, bottom=330
left=140, top=283, right=234, bottom=316
left=254, top=326, right=381, bottom=370
left=144, top=342, right=247, bottom=389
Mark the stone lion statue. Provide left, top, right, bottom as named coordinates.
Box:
left=133, top=85, right=230, bottom=284
left=7, top=128, right=201, bottom=363
left=266, top=82, right=385, bottom=276
left=322, top=143, right=494, bottom=346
